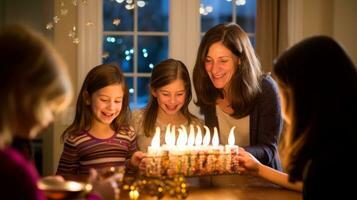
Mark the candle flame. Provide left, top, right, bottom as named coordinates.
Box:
left=177, top=128, right=187, bottom=146
left=203, top=125, right=211, bottom=146
left=187, top=125, right=195, bottom=146
left=195, top=125, right=202, bottom=146
left=151, top=127, right=161, bottom=148
left=171, top=125, right=176, bottom=146
left=228, top=126, right=236, bottom=145
left=212, top=127, right=219, bottom=146
left=165, top=124, right=172, bottom=145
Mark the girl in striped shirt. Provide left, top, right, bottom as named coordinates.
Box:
left=57, top=64, right=144, bottom=177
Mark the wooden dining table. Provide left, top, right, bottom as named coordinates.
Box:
left=120, top=174, right=302, bottom=200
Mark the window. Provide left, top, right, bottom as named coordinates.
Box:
left=200, top=0, right=256, bottom=45
left=102, top=0, right=169, bottom=109
left=80, top=0, right=256, bottom=110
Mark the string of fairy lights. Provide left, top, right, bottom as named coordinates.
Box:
left=45, top=0, right=147, bottom=44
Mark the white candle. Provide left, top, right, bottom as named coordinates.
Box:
left=225, top=127, right=239, bottom=154
left=195, top=125, right=203, bottom=147
left=211, top=127, right=224, bottom=152
left=202, top=125, right=211, bottom=150
left=147, top=127, right=162, bottom=155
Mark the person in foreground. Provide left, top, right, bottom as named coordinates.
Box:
left=57, top=64, right=144, bottom=177
left=0, top=25, right=113, bottom=200
left=131, top=58, right=202, bottom=152
left=237, top=36, right=357, bottom=199
left=193, top=23, right=283, bottom=170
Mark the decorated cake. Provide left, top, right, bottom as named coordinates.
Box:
left=144, top=125, right=239, bottom=177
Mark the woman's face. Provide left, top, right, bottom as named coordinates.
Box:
left=153, top=79, right=186, bottom=116
left=90, top=84, right=123, bottom=126
left=204, top=42, right=239, bottom=90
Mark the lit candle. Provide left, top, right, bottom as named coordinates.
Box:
left=187, top=125, right=195, bottom=148
left=175, top=127, right=188, bottom=153
left=211, top=127, right=224, bottom=152
left=225, top=127, right=239, bottom=154
left=195, top=125, right=203, bottom=147
left=162, top=124, right=173, bottom=152
left=203, top=125, right=211, bottom=147
left=147, top=127, right=162, bottom=155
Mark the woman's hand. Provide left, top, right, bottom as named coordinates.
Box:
left=237, top=147, right=262, bottom=176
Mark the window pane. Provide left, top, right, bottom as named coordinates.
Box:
left=236, top=0, right=256, bottom=33
left=138, top=36, right=168, bottom=73
left=138, top=0, right=169, bottom=32
left=200, top=0, right=232, bottom=32
left=103, top=35, right=134, bottom=73
left=137, top=77, right=150, bottom=109
left=125, top=77, right=134, bottom=109
left=103, top=0, right=134, bottom=31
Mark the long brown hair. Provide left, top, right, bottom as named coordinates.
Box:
left=193, top=23, right=262, bottom=118
left=274, top=36, right=357, bottom=181
left=143, top=59, right=199, bottom=137
left=61, top=64, right=130, bottom=140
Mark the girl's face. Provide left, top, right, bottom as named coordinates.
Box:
left=153, top=79, right=186, bottom=116
left=204, top=42, right=239, bottom=90
left=90, top=84, right=124, bottom=125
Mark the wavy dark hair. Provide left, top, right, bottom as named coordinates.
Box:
left=273, top=36, right=357, bottom=182
left=143, top=59, right=199, bottom=137
left=61, top=63, right=130, bottom=140
left=193, top=23, right=262, bottom=118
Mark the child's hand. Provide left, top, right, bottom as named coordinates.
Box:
left=138, top=155, right=147, bottom=171
left=236, top=147, right=262, bottom=176
left=130, top=151, right=145, bottom=167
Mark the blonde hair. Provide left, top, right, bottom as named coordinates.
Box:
left=0, top=25, right=72, bottom=147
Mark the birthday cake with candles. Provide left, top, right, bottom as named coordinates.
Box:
left=144, top=125, right=240, bottom=178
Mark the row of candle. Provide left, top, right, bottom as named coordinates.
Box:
left=147, top=125, right=239, bottom=156
left=144, top=125, right=240, bottom=177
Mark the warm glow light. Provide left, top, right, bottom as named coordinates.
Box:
left=129, top=189, right=139, bottom=200
left=228, top=126, right=236, bottom=145
left=67, top=181, right=82, bottom=191
left=203, top=125, right=211, bottom=146
left=195, top=125, right=202, bottom=146
left=187, top=125, right=195, bottom=146
left=212, top=127, right=219, bottom=146
left=151, top=127, right=161, bottom=148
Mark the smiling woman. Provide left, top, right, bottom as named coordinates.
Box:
left=193, top=23, right=283, bottom=178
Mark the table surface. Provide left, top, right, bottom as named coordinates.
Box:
left=120, top=175, right=302, bottom=200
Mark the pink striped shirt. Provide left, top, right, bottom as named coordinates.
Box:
left=56, top=127, right=137, bottom=176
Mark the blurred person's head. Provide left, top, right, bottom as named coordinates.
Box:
left=0, top=25, right=73, bottom=147
left=273, top=36, right=357, bottom=181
